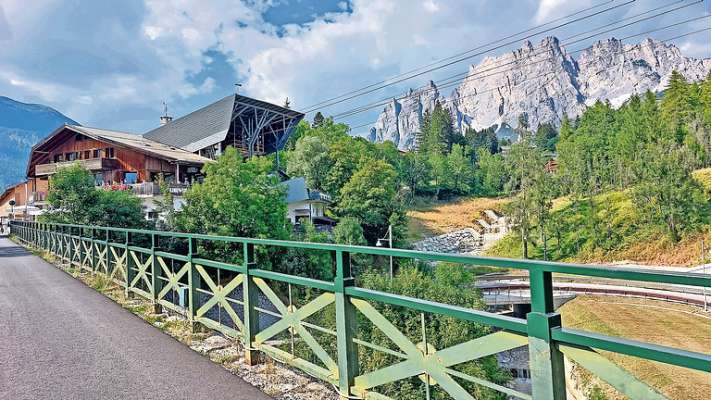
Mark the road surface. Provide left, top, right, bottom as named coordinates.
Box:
left=0, top=238, right=271, bottom=400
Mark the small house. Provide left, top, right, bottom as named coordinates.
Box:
left=282, top=177, right=335, bottom=229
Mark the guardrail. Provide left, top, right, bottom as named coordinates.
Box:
left=10, top=220, right=711, bottom=400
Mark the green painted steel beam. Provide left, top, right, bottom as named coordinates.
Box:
left=560, top=345, right=667, bottom=399
left=346, top=287, right=528, bottom=334
left=552, top=328, right=711, bottom=373
left=19, top=221, right=711, bottom=288
left=192, top=257, right=245, bottom=273
left=154, top=250, right=189, bottom=262
left=250, top=268, right=335, bottom=292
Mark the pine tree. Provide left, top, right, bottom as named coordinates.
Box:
left=419, top=102, right=454, bottom=155
left=312, top=111, right=325, bottom=128
left=558, top=116, right=573, bottom=141
left=660, top=70, right=691, bottom=142
left=415, top=109, right=431, bottom=153
left=701, top=72, right=711, bottom=129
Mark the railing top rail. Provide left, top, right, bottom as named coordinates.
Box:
left=11, top=220, right=711, bottom=288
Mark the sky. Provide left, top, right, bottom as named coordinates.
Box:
left=0, top=0, right=710, bottom=135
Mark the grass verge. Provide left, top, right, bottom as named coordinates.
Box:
left=559, top=296, right=711, bottom=400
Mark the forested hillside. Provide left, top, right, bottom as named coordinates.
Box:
left=487, top=71, right=711, bottom=264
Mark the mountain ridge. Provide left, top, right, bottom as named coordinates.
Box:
left=369, top=36, right=711, bottom=150
left=0, top=96, right=78, bottom=189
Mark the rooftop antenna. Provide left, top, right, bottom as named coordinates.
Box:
left=235, top=83, right=242, bottom=94
left=159, top=100, right=173, bottom=126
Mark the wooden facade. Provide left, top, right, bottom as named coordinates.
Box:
left=28, top=127, right=180, bottom=184
left=9, top=125, right=213, bottom=220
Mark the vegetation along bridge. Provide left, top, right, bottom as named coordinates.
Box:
left=8, top=221, right=711, bottom=400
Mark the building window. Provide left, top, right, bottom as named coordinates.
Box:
left=94, top=173, right=103, bottom=186
left=124, top=172, right=137, bottom=184
left=93, top=149, right=100, bottom=158
left=84, top=150, right=90, bottom=159
left=66, top=152, right=77, bottom=161
left=105, top=147, right=115, bottom=158
left=53, top=154, right=63, bottom=163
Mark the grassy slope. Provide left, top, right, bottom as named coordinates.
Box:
left=559, top=296, right=711, bottom=400
left=485, top=169, right=711, bottom=266
left=406, top=196, right=509, bottom=242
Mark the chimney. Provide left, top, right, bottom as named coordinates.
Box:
left=160, top=101, right=172, bottom=126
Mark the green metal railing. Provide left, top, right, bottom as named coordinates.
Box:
left=9, top=220, right=711, bottom=400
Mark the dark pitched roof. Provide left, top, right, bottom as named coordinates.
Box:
left=142, top=94, right=305, bottom=152
left=26, top=125, right=212, bottom=176
left=283, top=177, right=309, bottom=203
left=70, top=126, right=211, bottom=164
left=143, top=94, right=235, bottom=150
left=282, top=177, right=331, bottom=204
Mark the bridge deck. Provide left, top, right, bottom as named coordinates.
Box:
left=0, top=238, right=270, bottom=400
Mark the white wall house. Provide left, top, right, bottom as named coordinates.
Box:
left=282, top=177, right=335, bottom=229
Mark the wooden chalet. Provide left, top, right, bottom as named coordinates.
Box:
left=26, top=125, right=213, bottom=202
left=10, top=94, right=305, bottom=220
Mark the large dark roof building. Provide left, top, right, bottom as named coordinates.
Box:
left=11, top=93, right=304, bottom=221
left=144, top=94, right=304, bottom=160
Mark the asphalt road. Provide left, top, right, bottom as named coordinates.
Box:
left=0, top=238, right=271, bottom=400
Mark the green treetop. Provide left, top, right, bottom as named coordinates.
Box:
left=175, top=147, right=289, bottom=240
left=41, top=164, right=144, bottom=228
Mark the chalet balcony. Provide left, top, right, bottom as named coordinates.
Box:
left=35, top=158, right=121, bottom=176
left=28, top=191, right=48, bottom=205
left=101, top=182, right=191, bottom=198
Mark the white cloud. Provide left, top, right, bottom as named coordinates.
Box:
left=423, top=0, right=440, bottom=13
left=235, top=0, right=493, bottom=110
left=0, top=0, right=709, bottom=134
left=534, top=0, right=593, bottom=24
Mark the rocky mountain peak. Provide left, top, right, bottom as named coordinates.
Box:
left=369, top=36, right=711, bottom=150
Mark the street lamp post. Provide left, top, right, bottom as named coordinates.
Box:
left=376, top=225, right=393, bottom=279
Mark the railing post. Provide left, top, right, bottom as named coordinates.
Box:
left=187, top=236, right=200, bottom=332
left=54, top=224, right=58, bottom=259
left=242, top=242, right=260, bottom=365
left=61, top=226, right=67, bottom=264
left=151, top=233, right=162, bottom=314
left=527, top=267, right=566, bottom=400
left=105, top=228, right=111, bottom=276
left=52, top=224, right=57, bottom=255
left=334, top=250, right=358, bottom=399
left=79, top=227, right=86, bottom=270
left=124, top=231, right=134, bottom=298
left=51, top=224, right=56, bottom=255
left=90, top=227, right=96, bottom=272
left=68, top=226, right=74, bottom=268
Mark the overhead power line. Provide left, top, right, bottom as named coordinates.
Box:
left=332, top=4, right=707, bottom=120
left=301, top=0, right=637, bottom=113
left=301, top=0, right=618, bottom=111
left=342, top=25, right=711, bottom=133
